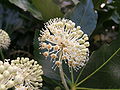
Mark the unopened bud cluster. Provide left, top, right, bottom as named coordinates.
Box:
left=39, top=18, right=89, bottom=71
left=0, top=29, right=11, bottom=49
left=0, top=57, right=43, bottom=90
left=0, top=60, right=17, bottom=90
left=12, top=57, right=43, bottom=90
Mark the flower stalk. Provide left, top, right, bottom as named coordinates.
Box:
left=0, top=49, right=4, bottom=61
left=39, top=18, right=90, bottom=90
left=59, top=64, right=69, bottom=90
left=58, top=50, right=69, bottom=90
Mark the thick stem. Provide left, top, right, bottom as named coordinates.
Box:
left=71, top=84, right=76, bottom=90
left=58, top=50, right=69, bottom=90
left=59, top=65, right=69, bottom=90
left=0, top=49, right=4, bottom=61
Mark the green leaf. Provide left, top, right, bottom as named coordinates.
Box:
left=110, top=0, right=120, bottom=16
left=92, top=9, right=114, bottom=35
left=0, top=3, right=23, bottom=35
left=43, top=76, right=64, bottom=90
left=31, top=0, right=63, bottom=21
left=65, top=0, right=98, bottom=36
left=76, top=87, right=120, bottom=90
left=9, top=0, right=43, bottom=20
left=108, top=1, right=120, bottom=24
left=111, top=10, right=120, bottom=24
left=76, top=35, right=120, bottom=89
left=33, top=30, right=60, bottom=80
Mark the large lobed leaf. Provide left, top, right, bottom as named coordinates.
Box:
left=32, top=0, right=63, bottom=21
left=9, top=0, right=43, bottom=20
left=9, top=0, right=63, bottom=21
left=0, top=3, right=23, bottom=35
left=77, top=34, right=120, bottom=89
left=65, top=0, right=98, bottom=36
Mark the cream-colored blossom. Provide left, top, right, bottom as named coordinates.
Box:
left=0, top=57, right=43, bottom=90
left=11, top=57, right=43, bottom=90
left=0, top=60, right=18, bottom=90
left=39, top=18, right=89, bottom=71
left=0, top=29, right=11, bottom=49
left=15, top=85, right=28, bottom=90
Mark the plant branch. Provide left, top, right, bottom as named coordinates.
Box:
left=70, top=67, right=74, bottom=84
left=59, top=65, right=69, bottom=90
left=0, top=49, right=4, bottom=61
left=75, top=64, right=86, bottom=84
left=58, top=50, right=69, bottom=90
left=76, top=48, right=120, bottom=86
left=76, top=87, right=120, bottom=90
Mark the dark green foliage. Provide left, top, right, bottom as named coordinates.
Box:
left=9, top=0, right=63, bottom=20
left=0, top=0, right=120, bottom=89
left=65, top=0, right=98, bottom=36
left=9, top=0, right=43, bottom=20
left=78, top=35, right=120, bottom=89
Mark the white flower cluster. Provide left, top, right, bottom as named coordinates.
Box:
left=0, top=29, right=11, bottom=49
left=0, top=60, right=17, bottom=90
left=39, top=18, right=89, bottom=71
left=0, top=57, right=43, bottom=90
left=12, top=57, right=43, bottom=90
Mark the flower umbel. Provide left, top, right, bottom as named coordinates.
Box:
left=0, top=59, right=17, bottom=90
left=11, top=57, right=43, bottom=90
left=0, top=29, right=11, bottom=49
left=39, top=18, right=89, bottom=71
left=0, top=57, right=43, bottom=90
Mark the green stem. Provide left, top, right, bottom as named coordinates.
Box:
left=87, top=89, right=120, bottom=90
left=71, top=84, right=76, bottom=90
left=59, top=65, right=69, bottom=90
left=64, top=72, right=72, bottom=86
left=76, top=87, right=120, bottom=90
left=76, top=87, right=95, bottom=90
left=70, top=67, right=74, bottom=84
left=0, top=49, right=4, bottom=61
left=58, top=51, right=69, bottom=90
left=75, top=55, right=92, bottom=84
left=75, top=64, right=86, bottom=84
left=76, top=48, right=120, bottom=86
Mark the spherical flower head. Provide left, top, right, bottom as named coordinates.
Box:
left=11, top=57, right=43, bottom=90
left=0, top=57, right=43, bottom=89
left=39, top=18, right=89, bottom=71
left=0, top=60, right=17, bottom=90
left=0, top=29, right=11, bottom=49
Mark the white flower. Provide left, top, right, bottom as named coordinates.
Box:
left=0, top=60, right=17, bottom=90
left=11, top=57, right=43, bottom=90
left=15, top=85, right=28, bottom=90
left=0, top=29, right=11, bottom=49
left=39, top=18, right=89, bottom=71
left=0, top=57, right=43, bottom=90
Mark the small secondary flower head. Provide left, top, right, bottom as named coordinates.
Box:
left=0, top=59, right=18, bottom=90
left=0, top=57, right=43, bottom=90
left=0, top=29, right=11, bottom=49
left=11, top=57, right=43, bottom=90
left=39, top=18, right=89, bottom=71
